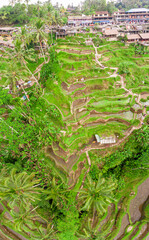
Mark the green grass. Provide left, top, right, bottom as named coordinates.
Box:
left=27, top=57, right=44, bottom=73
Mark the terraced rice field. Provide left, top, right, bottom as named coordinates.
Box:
left=40, top=35, right=149, bottom=239
left=43, top=36, right=148, bottom=174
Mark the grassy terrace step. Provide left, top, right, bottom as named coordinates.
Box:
left=89, top=95, right=130, bottom=107
left=60, top=59, right=94, bottom=71
left=71, top=153, right=87, bottom=172
left=59, top=67, right=112, bottom=84
left=58, top=51, right=94, bottom=60
left=56, top=43, right=94, bottom=50
left=44, top=154, right=68, bottom=182
left=0, top=229, right=14, bottom=240
left=129, top=223, right=148, bottom=240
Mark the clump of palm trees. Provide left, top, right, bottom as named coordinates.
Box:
left=0, top=167, right=116, bottom=239
left=0, top=168, right=55, bottom=238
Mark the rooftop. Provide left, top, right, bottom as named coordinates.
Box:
left=139, top=33, right=149, bottom=39
left=126, top=8, right=149, bottom=13
left=127, top=34, right=141, bottom=40
left=104, top=29, right=118, bottom=35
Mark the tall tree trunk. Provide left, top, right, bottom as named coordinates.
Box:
left=22, top=58, right=39, bottom=85
left=39, top=40, right=46, bottom=61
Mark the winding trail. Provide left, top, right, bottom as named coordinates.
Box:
left=93, top=43, right=105, bottom=69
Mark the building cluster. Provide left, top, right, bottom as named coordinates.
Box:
left=95, top=24, right=149, bottom=43
left=0, top=8, right=149, bottom=48
left=68, top=8, right=149, bottom=25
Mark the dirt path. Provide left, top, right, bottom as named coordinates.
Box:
left=92, top=42, right=105, bottom=69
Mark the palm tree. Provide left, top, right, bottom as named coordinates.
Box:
left=1, top=61, right=28, bottom=93
left=32, top=223, right=55, bottom=240
left=0, top=168, right=41, bottom=208
left=8, top=203, right=39, bottom=232
left=76, top=218, right=105, bottom=240
left=16, top=26, right=30, bottom=48
left=32, top=19, right=48, bottom=61
left=13, top=38, right=39, bottom=85
left=45, top=177, right=68, bottom=209
left=78, top=175, right=116, bottom=225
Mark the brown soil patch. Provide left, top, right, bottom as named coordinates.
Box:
left=0, top=224, right=25, bottom=240
left=52, top=142, right=68, bottom=159
left=140, top=92, right=149, bottom=99
left=137, top=224, right=149, bottom=240
left=68, top=83, right=85, bottom=92
left=71, top=122, right=80, bottom=131
left=136, top=109, right=143, bottom=114
left=67, top=153, right=78, bottom=172
left=61, top=82, right=68, bottom=91
left=68, top=161, right=84, bottom=187
left=72, top=97, right=89, bottom=109
left=76, top=108, right=87, bottom=119
left=71, top=90, right=85, bottom=98
left=46, top=147, right=67, bottom=170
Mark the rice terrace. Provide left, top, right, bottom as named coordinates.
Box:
left=0, top=1, right=149, bottom=239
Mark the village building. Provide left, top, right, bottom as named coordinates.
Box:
left=127, top=33, right=141, bottom=42
left=139, top=33, right=149, bottom=42
left=113, top=8, right=149, bottom=23
left=92, top=11, right=112, bottom=24
left=68, top=15, right=92, bottom=26
left=55, top=27, right=68, bottom=37
left=103, top=29, right=119, bottom=40
left=95, top=134, right=116, bottom=144
left=54, top=26, right=77, bottom=38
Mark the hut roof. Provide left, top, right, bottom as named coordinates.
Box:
left=126, top=8, right=149, bottom=13
left=104, top=29, right=118, bottom=36
left=139, top=33, right=149, bottom=39
left=127, top=34, right=141, bottom=40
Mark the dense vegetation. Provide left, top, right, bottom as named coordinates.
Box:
left=0, top=1, right=65, bottom=26
left=0, top=0, right=149, bottom=26
left=81, top=0, right=149, bottom=15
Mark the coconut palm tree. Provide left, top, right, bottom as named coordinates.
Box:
left=8, top=203, right=39, bottom=232
left=76, top=218, right=105, bottom=240
left=78, top=175, right=116, bottom=225
left=1, top=61, right=28, bottom=93
left=32, top=223, right=55, bottom=240
left=0, top=168, right=41, bottom=208
left=13, top=38, right=39, bottom=85
left=32, top=19, right=48, bottom=61
left=45, top=177, right=68, bottom=209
